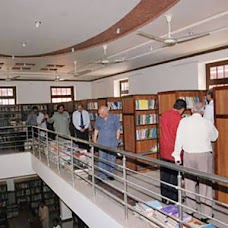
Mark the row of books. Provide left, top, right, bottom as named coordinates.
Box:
left=116, top=114, right=123, bottom=122
left=0, top=106, right=21, bottom=112
left=136, top=114, right=158, bottom=125
left=22, top=104, right=48, bottom=111
left=134, top=200, right=215, bottom=228
left=136, top=128, right=157, bottom=140
left=179, top=96, right=200, bottom=109
left=16, top=189, right=30, bottom=196
left=31, top=194, right=42, bottom=201
left=0, top=186, right=7, bottom=192
left=16, top=183, right=30, bottom=189
left=107, top=101, right=122, bottom=110
left=31, top=187, right=42, bottom=194
left=87, top=102, right=98, bottom=110
left=135, top=99, right=157, bottom=110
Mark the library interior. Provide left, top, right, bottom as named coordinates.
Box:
left=0, top=0, right=228, bottom=228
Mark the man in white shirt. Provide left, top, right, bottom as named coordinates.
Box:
left=72, top=104, right=90, bottom=150
left=203, top=90, right=214, bottom=124
left=172, top=102, right=218, bottom=222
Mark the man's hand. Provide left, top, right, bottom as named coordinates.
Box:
left=175, top=159, right=182, bottom=165
left=44, top=114, right=49, bottom=119
left=80, top=128, right=85, bottom=132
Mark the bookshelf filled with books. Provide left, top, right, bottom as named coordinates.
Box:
left=0, top=105, right=22, bottom=127
left=21, top=103, right=50, bottom=121
left=122, top=95, right=159, bottom=171
left=158, top=90, right=206, bottom=115
left=0, top=182, right=8, bottom=218
left=214, top=86, right=228, bottom=204
left=86, top=99, right=99, bottom=130
left=15, top=176, right=59, bottom=215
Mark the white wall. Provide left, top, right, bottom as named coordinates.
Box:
left=91, top=49, right=228, bottom=97
left=0, top=81, right=92, bottom=104
left=0, top=152, right=35, bottom=179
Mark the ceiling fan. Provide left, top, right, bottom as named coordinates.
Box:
left=54, top=74, right=64, bottom=82
left=138, top=14, right=210, bottom=46
left=94, top=44, right=127, bottom=65
left=72, top=61, right=92, bottom=77
left=0, top=70, right=20, bottom=81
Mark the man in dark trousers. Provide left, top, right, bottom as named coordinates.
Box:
left=160, top=99, right=186, bottom=204
left=72, top=104, right=90, bottom=150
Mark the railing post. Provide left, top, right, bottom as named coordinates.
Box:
left=178, top=171, right=183, bottom=228
left=32, top=127, right=35, bottom=155
left=57, top=135, right=60, bottom=174
left=91, top=145, right=96, bottom=198
left=46, top=130, right=50, bottom=167
left=38, top=128, right=41, bottom=160
left=26, top=126, right=29, bottom=144
left=123, top=155, right=128, bottom=220
left=71, top=139, right=74, bottom=186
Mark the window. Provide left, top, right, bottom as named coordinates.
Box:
left=0, top=87, right=16, bottom=105
left=119, top=79, right=129, bottom=97
left=50, top=86, right=74, bottom=103
left=206, top=60, right=228, bottom=89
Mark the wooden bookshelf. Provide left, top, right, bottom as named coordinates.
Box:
left=158, top=90, right=206, bottom=115
left=214, top=86, right=228, bottom=204
left=15, top=176, right=59, bottom=215
left=86, top=99, right=99, bottom=131
left=122, top=95, right=159, bottom=171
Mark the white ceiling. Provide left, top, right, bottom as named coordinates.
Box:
left=0, top=0, right=228, bottom=81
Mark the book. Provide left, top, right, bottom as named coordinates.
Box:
left=167, top=211, right=192, bottom=227
left=186, top=218, right=204, bottom=228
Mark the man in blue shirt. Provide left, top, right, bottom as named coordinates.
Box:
left=93, top=106, right=121, bottom=180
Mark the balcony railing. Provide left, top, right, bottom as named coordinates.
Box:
left=0, top=125, right=227, bottom=228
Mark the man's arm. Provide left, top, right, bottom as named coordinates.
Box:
left=116, top=129, right=121, bottom=140
left=172, top=120, right=184, bottom=164
left=45, top=113, right=54, bottom=124
left=210, top=123, right=218, bottom=142
left=93, top=129, right=99, bottom=144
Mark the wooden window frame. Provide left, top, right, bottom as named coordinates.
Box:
left=50, top=86, right=74, bottom=103
left=119, top=79, right=129, bottom=97
left=0, top=86, right=17, bottom=105
left=206, top=59, right=228, bottom=89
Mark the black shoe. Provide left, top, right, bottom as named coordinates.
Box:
left=200, top=213, right=214, bottom=223
left=200, top=218, right=209, bottom=223
left=108, top=176, right=115, bottom=181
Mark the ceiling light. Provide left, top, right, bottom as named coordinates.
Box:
left=12, top=55, right=15, bottom=59
left=21, top=42, right=26, bottom=48
left=116, top=28, right=121, bottom=34
left=35, top=21, right=41, bottom=28
left=71, top=48, right=75, bottom=52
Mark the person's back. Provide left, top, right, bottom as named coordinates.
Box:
left=160, top=109, right=182, bottom=161
left=177, top=113, right=217, bottom=153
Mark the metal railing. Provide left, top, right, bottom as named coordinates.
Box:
left=0, top=125, right=227, bottom=228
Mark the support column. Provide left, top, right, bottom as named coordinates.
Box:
left=59, top=200, right=73, bottom=228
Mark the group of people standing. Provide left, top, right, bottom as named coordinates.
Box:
left=160, top=90, right=218, bottom=222
left=26, top=103, right=121, bottom=181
